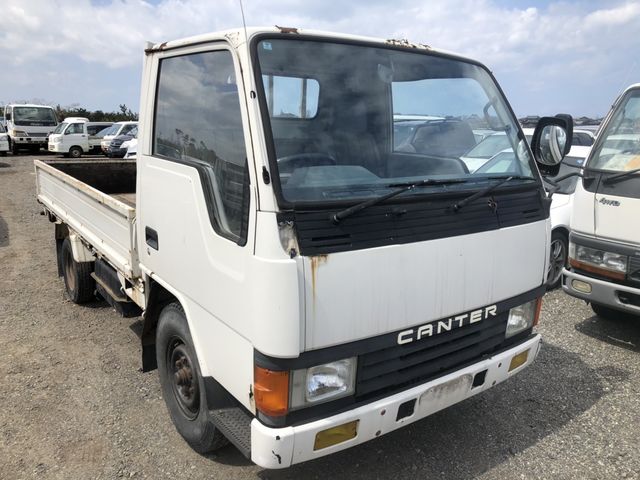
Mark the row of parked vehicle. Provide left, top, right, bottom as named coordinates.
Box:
left=47, top=118, right=138, bottom=158
left=0, top=112, right=138, bottom=158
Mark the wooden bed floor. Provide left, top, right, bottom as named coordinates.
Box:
left=112, top=193, right=136, bottom=207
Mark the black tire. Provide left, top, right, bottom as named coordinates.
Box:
left=0, top=151, right=6, bottom=156
left=546, top=230, right=568, bottom=290
left=69, top=146, right=83, bottom=158
left=60, top=237, right=95, bottom=303
left=156, top=303, right=228, bottom=453
left=11, top=142, right=20, bottom=155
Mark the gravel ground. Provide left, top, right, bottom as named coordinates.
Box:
left=1, top=153, right=639, bottom=480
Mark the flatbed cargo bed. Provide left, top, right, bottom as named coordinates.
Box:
left=34, top=159, right=139, bottom=278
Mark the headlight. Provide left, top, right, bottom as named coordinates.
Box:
left=290, top=358, right=357, bottom=409
left=569, top=242, right=627, bottom=279
left=51, top=136, right=61, bottom=143
left=11, top=129, right=28, bottom=137
left=506, top=299, right=540, bottom=338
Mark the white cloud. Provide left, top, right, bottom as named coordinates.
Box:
left=1, top=0, right=639, bottom=115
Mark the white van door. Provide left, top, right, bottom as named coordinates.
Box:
left=63, top=122, right=89, bottom=155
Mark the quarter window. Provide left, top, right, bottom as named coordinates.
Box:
left=153, top=49, right=250, bottom=244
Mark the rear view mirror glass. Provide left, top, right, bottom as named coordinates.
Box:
left=538, top=125, right=567, bottom=166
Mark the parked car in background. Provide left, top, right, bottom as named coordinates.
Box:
left=48, top=118, right=113, bottom=157
left=106, top=127, right=137, bottom=158
left=100, top=121, right=137, bottom=154
left=393, top=115, right=443, bottom=148
left=123, top=137, right=137, bottom=159
left=475, top=144, right=592, bottom=288
left=571, top=129, right=595, bottom=146
left=0, top=124, right=9, bottom=156
left=460, top=131, right=511, bottom=171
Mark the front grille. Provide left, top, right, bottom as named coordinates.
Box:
left=355, top=313, right=508, bottom=399
left=289, top=188, right=545, bottom=255
left=27, top=132, right=48, bottom=137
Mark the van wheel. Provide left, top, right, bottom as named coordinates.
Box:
left=11, top=142, right=20, bottom=155
left=60, top=237, right=95, bottom=303
left=546, top=231, right=567, bottom=290
left=69, top=146, right=83, bottom=158
left=156, top=303, right=229, bottom=453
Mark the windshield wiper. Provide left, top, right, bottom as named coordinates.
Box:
left=331, top=178, right=467, bottom=224
left=451, top=175, right=533, bottom=212
left=602, top=168, right=640, bottom=185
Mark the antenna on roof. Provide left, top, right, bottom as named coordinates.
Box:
left=238, top=0, right=250, bottom=52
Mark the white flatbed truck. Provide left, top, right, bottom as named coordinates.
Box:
left=35, top=27, right=571, bottom=469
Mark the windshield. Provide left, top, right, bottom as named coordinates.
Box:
left=588, top=88, right=640, bottom=172
left=53, top=123, right=68, bottom=134
left=13, top=107, right=57, bottom=127
left=103, top=124, right=119, bottom=136
left=256, top=38, right=533, bottom=205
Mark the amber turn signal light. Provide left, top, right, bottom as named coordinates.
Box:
left=533, top=297, right=543, bottom=327
left=254, top=366, right=289, bottom=417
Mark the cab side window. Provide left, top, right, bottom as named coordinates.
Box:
left=153, top=49, right=250, bottom=244
left=67, top=123, right=84, bottom=134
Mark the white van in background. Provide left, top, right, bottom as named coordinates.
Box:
left=100, top=121, right=138, bottom=154
left=563, top=83, right=640, bottom=319
left=48, top=118, right=113, bottom=158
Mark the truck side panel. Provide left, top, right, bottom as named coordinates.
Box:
left=34, top=160, right=137, bottom=278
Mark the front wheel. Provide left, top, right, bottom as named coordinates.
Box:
left=156, top=303, right=228, bottom=453
left=69, top=146, right=83, bottom=158
left=546, top=231, right=568, bottom=290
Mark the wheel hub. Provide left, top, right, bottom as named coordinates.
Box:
left=169, top=343, right=199, bottom=418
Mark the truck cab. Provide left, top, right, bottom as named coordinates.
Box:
left=563, top=84, right=640, bottom=318
left=35, top=27, right=571, bottom=469
left=48, top=118, right=114, bottom=157
left=4, top=104, right=58, bottom=153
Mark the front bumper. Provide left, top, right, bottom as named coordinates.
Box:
left=563, top=268, right=640, bottom=316
left=251, top=334, right=541, bottom=469
left=106, top=146, right=127, bottom=157
left=13, top=137, right=47, bottom=145
left=48, top=143, right=63, bottom=152
left=0, top=140, right=8, bottom=152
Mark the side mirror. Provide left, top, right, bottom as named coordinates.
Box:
left=531, top=114, right=573, bottom=176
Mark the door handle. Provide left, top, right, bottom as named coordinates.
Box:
left=145, top=227, right=159, bottom=250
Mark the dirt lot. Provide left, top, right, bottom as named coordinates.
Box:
left=1, top=153, right=639, bottom=480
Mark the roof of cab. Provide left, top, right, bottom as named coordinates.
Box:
left=146, top=26, right=479, bottom=67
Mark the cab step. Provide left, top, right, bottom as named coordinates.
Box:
left=210, top=406, right=253, bottom=458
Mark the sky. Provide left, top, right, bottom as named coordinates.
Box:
left=1, top=0, right=639, bottom=118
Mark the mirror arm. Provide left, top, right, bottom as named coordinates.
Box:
left=542, top=171, right=593, bottom=199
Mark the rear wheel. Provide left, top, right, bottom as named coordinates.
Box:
left=546, top=230, right=568, bottom=290
left=69, top=146, right=83, bottom=158
left=60, top=237, right=95, bottom=303
left=156, top=303, right=228, bottom=453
